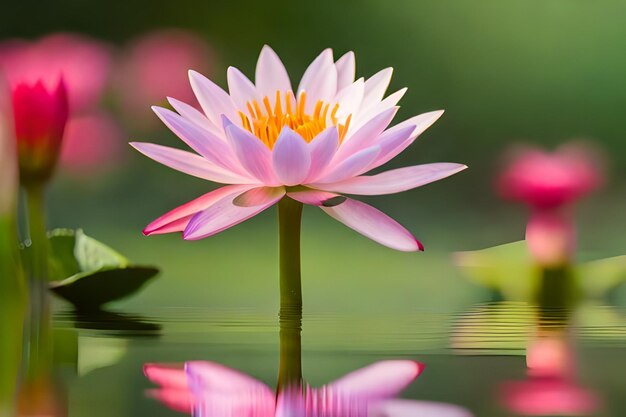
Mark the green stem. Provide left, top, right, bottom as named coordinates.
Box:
left=276, top=198, right=303, bottom=390
left=278, top=198, right=303, bottom=308
left=23, top=184, right=52, bottom=379
left=25, top=184, right=48, bottom=282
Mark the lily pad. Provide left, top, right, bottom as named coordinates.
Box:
left=454, top=240, right=626, bottom=302
left=46, top=229, right=159, bottom=310
left=453, top=241, right=540, bottom=301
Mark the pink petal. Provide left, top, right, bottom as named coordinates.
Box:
left=335, top=51, right=356, bottom=91
left=233, top=186, right=286, bottom=207
left=329, top=360, right=424, bottom=398
left=306, top=127, right=339, bottom=182
left=315, top=163, right=467, bottom=195
left=142, top=184, right=253, bottom=235
left=143, top=363, right=193, bottom=413
left=321, top=198, right=423, bottom=251
left=167, top=96, right=224, bottom=139
left=332, top=77, right=364, bottom=119
left=227, top=66, right=260, bottom=111
left=353, top=88, right=407, bottom=131
left=152, top=106, right=238, bottom=170
left=336, top=107, right=397, bottom=160
left=272, top=127, right=311, bottom=185
left=183, top=188, right=282, bottom=239
left=130, top=142, right=253, bottom=185
left=224, top=122, right=277, bottom=185
left=185, top=361, right=273, bottom=394
left=361, top=67, right=393, bottom=109
left=287, top=189, right=345, bottom=206
left=185, top=362, right=275, bottom=415
left=370, top=110, right=444, bottom=170
left=297, top=49, right=337, bottom=111
left=144, top=363, right=188, bottom=389
left=255, top=45, right=291, bottom=98
left=315, top=146, right=380, bottom=184
left=145, top=388, right=193, bottom=414
left=189, top=69, right=239, bottom=125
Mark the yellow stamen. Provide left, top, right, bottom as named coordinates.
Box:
left=238, top=91, right=351, bottom=149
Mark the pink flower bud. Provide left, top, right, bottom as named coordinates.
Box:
left=12, top=78, right=68, bottom=184
left=498, top=144, right=603, bottom=210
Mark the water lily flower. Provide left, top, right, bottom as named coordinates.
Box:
left=12, top=78, right=68, bottom=184
left=497, top=144, right=603, bottom=267
left=132, top=46, right=466, bottom=252
left=116, top=29, right=214, bottom=130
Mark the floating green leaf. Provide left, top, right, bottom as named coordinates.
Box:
left=453, top=240, right=540, bottom=301
left=46, top=229, right=158, bottom=310
left=454, top=240, right=626, bottom=301
left=578, top=255, right=626, bottom=298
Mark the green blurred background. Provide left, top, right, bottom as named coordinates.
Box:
left=1, top=0, right=624, bottom=312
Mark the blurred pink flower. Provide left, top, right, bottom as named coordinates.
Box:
left=0, top=33, right=112, bottom=112
left=144, top=360, right=424, bottom=416
left=60, top=111, right=124, bottom=174
left=115, top=29, right=214, bottom=128
left=12, top=78, right=68, bottom=184
left=498, top=144, right=603, bottom=210
left=132, top=46, right=466, bottom=251
left=497, top=143, right=603, bottom=266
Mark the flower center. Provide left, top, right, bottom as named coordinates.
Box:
left=238, top=91, right=351, bottom=149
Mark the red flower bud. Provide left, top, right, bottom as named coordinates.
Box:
left=12, top=78, right=68, bottom=184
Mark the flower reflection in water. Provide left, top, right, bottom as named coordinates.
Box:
left=498, top=311, right=601, bottom=416
left=145, top=360, right=472, bottom=417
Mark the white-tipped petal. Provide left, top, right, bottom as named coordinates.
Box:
left=297, top=48, right=337, bottom=110
left=189, top=70, right=238, bottom=125
left=255, top=45, right=292, bottom=98
left=130, top=142, right=252, bottom=184
left=227, top=66, right=261, bottom=111
left=371, top=110, right=445, bottom=169
left=314, top=163, right=467, bottom=195
left=361, top=67, right=393, bottom=109
left=152, top=106, right=237, bottom=170
left=167, top=97, right=224, bottom=139
left=335, top=51, right=356, bottom=91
